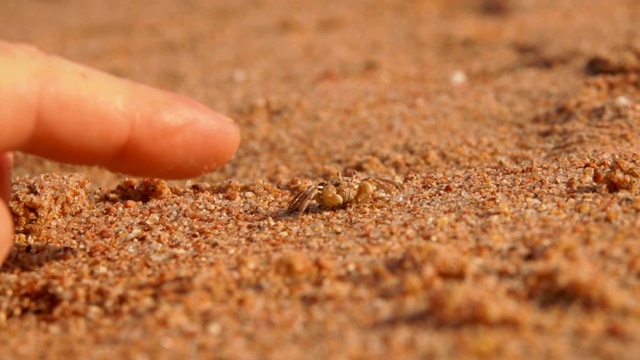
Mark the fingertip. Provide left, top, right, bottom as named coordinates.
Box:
left=209, top=112, right=242, bottom=169
left=172, top=94, right=242, bottom=172
left=105, top=92, right=242, bottom=179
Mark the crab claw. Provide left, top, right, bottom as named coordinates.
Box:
left=355, top=181, right=375, bottom=203
left=322, top=184, right=343, bottom=207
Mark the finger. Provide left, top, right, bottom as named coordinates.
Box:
left=0, top=152, right=13, bottom=265
left=0, top=197, right=13, bottom=264
left=0, top=152, right=12, bottom=264
left=0, top=152, right=12, bottom=204
left=0, top=40, right=240, bottom=179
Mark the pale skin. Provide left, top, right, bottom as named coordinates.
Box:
left=0, top=40, right=241, bottom=264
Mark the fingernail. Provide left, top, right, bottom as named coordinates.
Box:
left=173, top=94, right=237, bottom=124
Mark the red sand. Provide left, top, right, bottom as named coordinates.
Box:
left=2, top=1, right=640, bottom=358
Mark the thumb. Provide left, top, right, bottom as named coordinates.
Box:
left=0, top=152, right=14, bottom=264
left=0, top=198, right=13, bottom=264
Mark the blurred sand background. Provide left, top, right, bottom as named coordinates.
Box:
left=1, top=0, right=640, bottom=358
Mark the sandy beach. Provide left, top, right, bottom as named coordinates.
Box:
left=1, top=0, right=640, bottom=358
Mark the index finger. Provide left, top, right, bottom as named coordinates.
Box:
left=0, top=41, right=240, bottom=179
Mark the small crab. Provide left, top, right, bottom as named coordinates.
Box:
left=285, top=171, right=401, bottom=214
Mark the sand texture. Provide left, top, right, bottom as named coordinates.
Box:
left=2, top=0, right=640, bottom=358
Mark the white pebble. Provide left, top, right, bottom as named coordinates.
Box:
left=450, top=70, right=468, bottom=85
left=614, top=95, right=631, bottom=108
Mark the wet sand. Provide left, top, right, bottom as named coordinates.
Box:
left=1, top=0, right=640, bottom=358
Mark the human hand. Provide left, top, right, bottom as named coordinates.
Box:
left=0, top=40, right=241, bottom=264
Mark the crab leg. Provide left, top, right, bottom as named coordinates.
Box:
left=285, top=186, right=318, bottom=214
